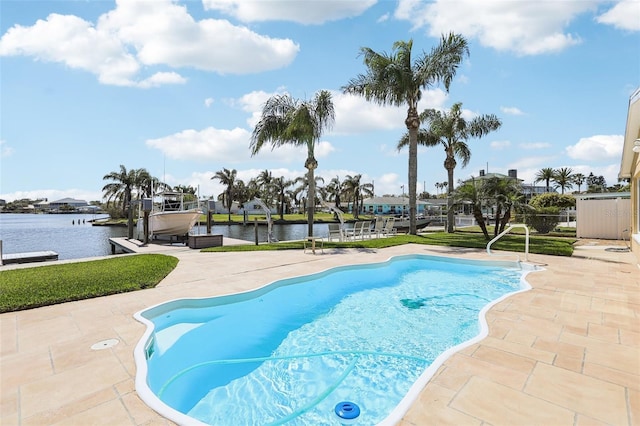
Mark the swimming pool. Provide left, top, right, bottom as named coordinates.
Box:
left=134, top=254, right=538, bottom=425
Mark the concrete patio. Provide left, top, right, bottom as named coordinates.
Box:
left=1, top=239, right=638, bottom=425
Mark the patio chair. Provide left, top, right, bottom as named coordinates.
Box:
left=372, top=217, right=385, bottom=238
left=327, top=223, right=344, bottom=242
left=358, top=221, right=372, bottom=240
left=381, top=217, right=397, bottom=237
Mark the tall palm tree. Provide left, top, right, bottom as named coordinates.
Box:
left=553, top=167, right=574, bottom=194
left=250, top=90, right=335, bottom=237
left=483, top=176, right=524, bottom=236
left=212, top=168, right=237, bottom=222
left=102, top=165, right=150, bottom=238
left=535, top=167, right=556, bottom=193
left=271, top=176, right=293, bottom=220
left=572, top=173, right=586, bottom=193
left=454, top=178, right=490, bottom=240
left=326, top=176, right=344, bottom=211
left=398, top=102, right=501, bottom=233
left=343, top=174, right=374, bottom=219
left=103, top=165, right=137, bottom=216
left=343, top=34, right=469, bottom=234
left=256, top=169, right=274, bottom=204
left=293, top=174, right=325, bottom=219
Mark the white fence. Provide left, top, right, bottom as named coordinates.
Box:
left=576, top=197, right=631, bottom=240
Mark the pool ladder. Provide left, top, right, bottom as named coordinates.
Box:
left=486, top=224, right=529, bottom=262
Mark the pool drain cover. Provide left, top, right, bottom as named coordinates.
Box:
left=91, top=338, right=119, bottom=350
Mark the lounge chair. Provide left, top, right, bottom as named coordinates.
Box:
left=381, top=217, right=397, bottom=237
left=372, top=217, right=385, bottom=238
left=327, top=223, right=344, bottom=242
left=358, top=221, right=372, bottom=240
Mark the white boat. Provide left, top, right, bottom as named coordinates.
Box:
left=139, top=191, right=202, bottom=239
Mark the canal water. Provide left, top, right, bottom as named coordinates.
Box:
left=0, top=214, right=328, bottom=261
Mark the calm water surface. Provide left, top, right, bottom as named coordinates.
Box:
left=0, top=213, right=127, bottom=260
left=0, top=214, right=325, bottom=261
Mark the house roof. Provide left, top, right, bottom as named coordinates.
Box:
left=464, top=172, right=523, bottom=182
left=618, top=87, right=640, bottom=179
left=50, top=197, right=88, bottom=205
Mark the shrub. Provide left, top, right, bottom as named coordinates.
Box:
left=529, top=193, right=575, bottom=209
left=523, top=207, right=561, bottom=234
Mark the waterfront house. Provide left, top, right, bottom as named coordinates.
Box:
left=360, top=196, right=437, bottom=216
left=47, top=198, right=88, bottom=212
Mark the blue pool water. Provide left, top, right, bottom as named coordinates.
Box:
left=134, top=254, right=535, bottom=425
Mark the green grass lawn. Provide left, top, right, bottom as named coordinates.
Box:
left=0, top=254, right=178, bottom=313
left=203, top=231, right=575, bottom=257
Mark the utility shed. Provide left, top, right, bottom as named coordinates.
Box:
left=576, top=193, right=631, bottom=240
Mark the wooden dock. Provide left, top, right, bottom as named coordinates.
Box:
left=1, top=251, right=59, bottom=265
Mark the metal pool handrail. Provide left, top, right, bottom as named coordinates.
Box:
left=486, top=224, right=530, bottom=262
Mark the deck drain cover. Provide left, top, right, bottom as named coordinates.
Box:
left=91, top=339, right=119, bottom=350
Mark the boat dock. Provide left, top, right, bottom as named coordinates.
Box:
left=108, top=234, right=248, bottom=255
left=1, top=250, right=59, bottom=265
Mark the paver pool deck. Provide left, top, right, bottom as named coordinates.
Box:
left=1, top=239, right=638, bottom=425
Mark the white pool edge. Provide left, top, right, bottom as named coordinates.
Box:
left=132, top=254, right=542, bottom=426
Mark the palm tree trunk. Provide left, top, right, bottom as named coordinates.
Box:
left=493, top=205, right=502, bottom=237
left=125, top=189, right=134, bottom=239
left=473, top=205, right=490, bottom=240
left=407, top=108, right=420, bottom=235
left=446, top=167, right=455, bottom=233
left=306, top=165, right=316, bottom=237
left=499, top=210, right=511, bottom=234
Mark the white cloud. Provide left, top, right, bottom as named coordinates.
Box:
left=565, top=134, right=623, bottom=160
left=0, top=0, right=299, bottom=86
left=375, top=172, right=402, bottom=196
left=202, top=0, right=377, bottom=24
left=146, top=127, right=253, bottom=162
left=508, top=155, right=558, bottom=170
left=235, top=89, right=282, bottom=128
left=146, top=126, right=336, bottom=164
left=315, top=141, right=336, bottom=158
left=490, top=140, right=511, bottom=150
left=0, top=13, right=141, bottom=86
left=500, top=106, right=524, bottom=115
left=333, top=89, right=448, bottom=134
left=137, top=72, right=187, bottom=88
left=597, top=0, right=640, bottom=31
left=519, top=142, right=552, bottom=149
left=395, top=0, right=596, bottom=55
left=377, top=13, right=390, bottom=23
left=1, top=140, right=14, bottom=158
left=204, top=98, right=214, bottom=108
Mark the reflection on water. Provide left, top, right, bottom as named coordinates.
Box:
left=0, top=214, right=331, bottom=261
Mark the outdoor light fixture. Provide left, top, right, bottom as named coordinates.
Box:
left=633, top=138, right=640, bottom=153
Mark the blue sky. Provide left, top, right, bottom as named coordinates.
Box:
left=1, top=0, right=639, bottom=203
